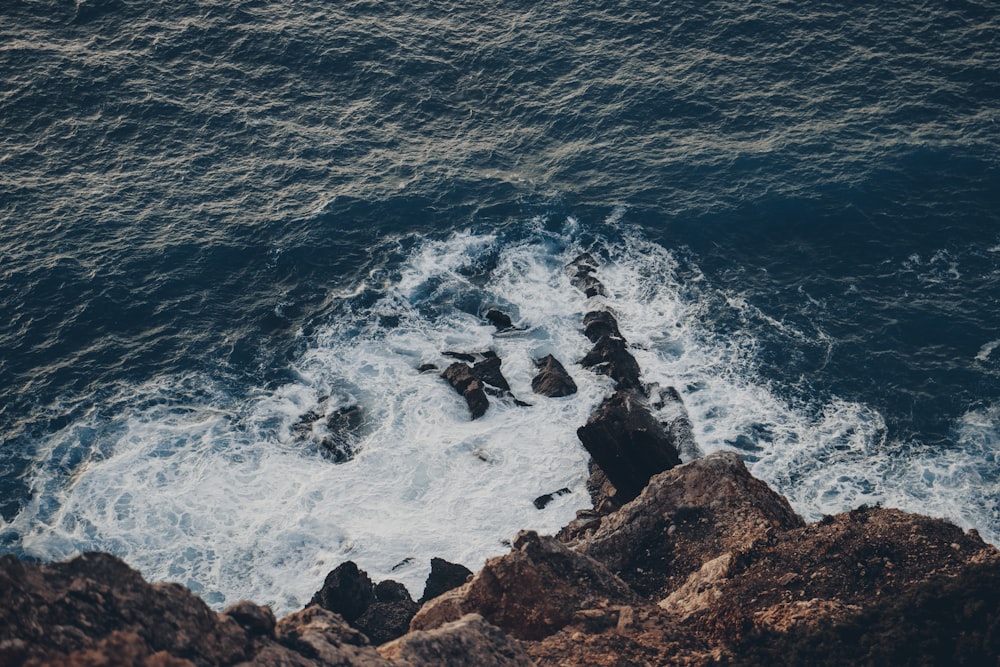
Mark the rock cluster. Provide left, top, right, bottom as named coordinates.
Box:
left=5, top=255, right=1000, bottom=665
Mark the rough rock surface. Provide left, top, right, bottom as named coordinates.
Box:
left=379, top=614, right=534, bottom=667
left=485, top=309, right=514, bottom=331
left=441, top=362, right=490, bottom=418
left=576, top=389, right=683, bottom=502
left=309, top=561, right=376, bottom=624
left=579, top=336, right=642, bottom=389
left=530, top=355, right=577, bottom=397
left=411, top=531, right=640, bottom=640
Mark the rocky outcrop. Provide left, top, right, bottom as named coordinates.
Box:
left=308, top=561, right=420, bottom=646
left=530, top=355, right=577, bottom=397
left=441, top=362, right=490, bottom=419
left=411, top=531, right=640, bottom=641
left=485, top=309, right=515, bottom=332
left=576, top=389, right=683, bottom=502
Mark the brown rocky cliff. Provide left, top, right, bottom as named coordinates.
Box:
left=4, top=453, right=1000, bottom=666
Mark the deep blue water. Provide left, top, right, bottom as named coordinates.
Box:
left=2, top=0, right=999, bottom=610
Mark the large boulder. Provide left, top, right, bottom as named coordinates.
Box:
left=485, top=309, right=515, bottom=331
left=576, top=389, right=682, bottom=502
left=530, top=355, right=577, bottom=398
left=355, top=581, right=421, bottom=646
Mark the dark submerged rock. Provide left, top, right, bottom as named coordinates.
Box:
left=470, top=356, right=511, bottom=394
left=533, top=487, right=572, bottom=510
left=485, top=308, right=514, bottom=331
left=417, top=363, right=438, bottom=373
left=576, top=389, right=682, bottom=502
left=531, top=355, right=578, bottom=397
left=308, top=560, right=376, bottom=624
left=441, top=362, right=490, bottom=419
left=443, top=351, right=477, bottom=363
left=292, top=401, right=364, bottom=463
left=420, top=557, right=474, bottom=605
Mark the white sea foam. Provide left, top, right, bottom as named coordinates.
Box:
left=6, top=218, right=999, bottom=616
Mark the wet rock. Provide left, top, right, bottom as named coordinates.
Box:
left=441, top=362, right=490, bottom=419
left=471, top=356, right=512, bottom=394
left=292, top=400, right=363, bottom=463
left=309, top=561, right=376, bottom=624
left=379, top=614, right=534, bottom=667
left=443, top=351, right=478, bottom=363
left=411, top=531, right=640, bottom=641
left=419, top=558, right=474, bottom=605
left=567, top=253, right=606, bottom=298
left=416, top=363, right=438, bottom=373
left=485, top=308, right=514, bottom=331
left=533, top=487, right=571, bottom=510
left=582, top=310, right=623, bottom=343
left=580, top=336, right=642, bottom=389
left=576, top=389, right=682, bottom=502
left=530, top=355, right=578, bottom=397
left=648, top=383, right=700, bottom=461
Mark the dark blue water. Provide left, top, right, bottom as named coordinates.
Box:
left=2, top=0, right=999, bottom=610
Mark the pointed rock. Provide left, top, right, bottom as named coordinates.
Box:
left=531, top=355, right=578, bottom=397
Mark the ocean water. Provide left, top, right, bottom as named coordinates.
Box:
left=2, top=0, right=999, bottom=614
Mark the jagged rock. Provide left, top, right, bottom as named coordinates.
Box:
left=411, top=531, right=640, bottom=640
left=471, top=356, right=512, bottom=394
left=379, top=614, right=534, bottom=667
left=533, top=487, right=571, bottom=510
left=577, top=452, right=804, bottom=600
left=579, top=336, right=642, bottom=389
left=292, top=401, right=363, bottom=463
left=576, top=389, right=682, bottom=502
left=688, top=505, right=1000, bottom=643
left=567, top=253, right=606, bottom=298
left=485, top=309, right=514, bottom=331
left=0, top=551, right=252, bottom=666
left=273, top=606, right=390, bottom=666
left=530, top=355, right=577, bottom=397
left=309, top=561, right=376, bottom=624
left=441, top=362, right=490, bottom=419
left=582, top=310, right=623, bottom=344
left=225, top=600, right=277, bottom=637
left=419, top=558, right=473, bottom=605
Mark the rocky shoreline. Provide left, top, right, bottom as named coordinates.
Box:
left=4, top=256, right=1000, bottom=666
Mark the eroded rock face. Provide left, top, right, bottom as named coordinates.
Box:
left=530, top=355, right=577, bottom=398
left=309, top=561, right=376, bottom=624
left=577, top=452, right=804, bottom=598
left=411, top=531, right=639, bottom=641
left=379, top=614, right=534, bottom=667
left=576, top=389, right=683, bottom=502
